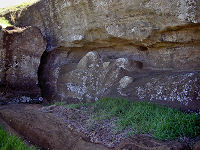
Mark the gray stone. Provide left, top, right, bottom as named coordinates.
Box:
left=10, top=0, right=200, bottom=50
left=39, top=50, right=200, bottom=112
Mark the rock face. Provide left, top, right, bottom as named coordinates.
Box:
left=0, top=29, right=4, bottom=84
left=0, top=26, right=46, bottom=100
left=2, top=1, right=200, bottom=111
left=38, top=47, right=89, bottom=102
left=39, top=48, right=200, bottom=112
left=15, top=0, right=200, bottom=50
left=0, top=26, right=46, bottom=89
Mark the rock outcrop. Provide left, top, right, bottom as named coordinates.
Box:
left=39, top=49, right=200, bottom=112
left=1, top=0, right=200, bottom=111
left=14, top=0, right=200, bottom=50
left=0, top=26, right=46, bottom=101
left=0, top=1, right=199, bottom=148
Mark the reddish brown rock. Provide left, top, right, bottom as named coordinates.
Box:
left=0, top=104, right=110, bottom=150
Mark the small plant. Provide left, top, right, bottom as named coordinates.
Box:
left=0, top=17, right=12, bottom=28
left=54, top=101, right=67, bottom=106
left=0, top=126, right=37, bottom=150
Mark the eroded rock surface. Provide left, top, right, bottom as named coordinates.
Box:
left=39, top=49, right=200, bottom=112
left=13, top=0, right=200, bottom=50
left=0, top=26, right=46, bottom=104
left=38, top=47, right=89, bottom=102
left=123, top=72, right=200, bottom=112
left=1, top=0, right=199, bottom=111
left=0, top=26, right=46, bottom=89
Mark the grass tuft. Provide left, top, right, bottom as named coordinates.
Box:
left=55, top=101, right=86, bottom=109
left=66, top=97, right=200, bottom=140
left=0, top=17, right=12, bottom=28
left=0, top=126, right=36, bottom=150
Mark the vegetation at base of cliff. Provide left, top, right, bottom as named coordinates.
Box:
left=0, top=17, right=12, bottom=28
left=0, top=126, right=36, bottom=150
left=59, top=98, right=200, bottom=140
left=0, top=0, right=39, bottom=15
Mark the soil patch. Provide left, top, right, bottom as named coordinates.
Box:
left=41, top=105, right=133, bottom=148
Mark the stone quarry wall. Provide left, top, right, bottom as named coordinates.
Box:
left=1, top=0, right=200, bottom=111
left=0, top=26, right=46, bottom=101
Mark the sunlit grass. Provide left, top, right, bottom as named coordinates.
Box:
left=0, top=17, right=12, bottom=28
left=62, top=97, right=200, bottom=140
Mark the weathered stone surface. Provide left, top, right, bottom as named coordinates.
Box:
left=0, top=26, right=46, bottom=89
left=121, top=72, right=200, bottom=112
left=39, top=49, right=200, bottom=112
left=38, top=47, right=89, bottom=102
left=0, top=104, right=192, bottom=150
left=12, top=0, right=200, bottom=50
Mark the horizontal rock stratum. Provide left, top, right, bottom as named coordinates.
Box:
left=14, top=0, right=200, bottom=49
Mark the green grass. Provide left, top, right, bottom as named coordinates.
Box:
left=0, top=126, right=36, bottom=150
left=64, top=98, right=200, bottom=140
left=0, top=17, right=12, bottom=28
